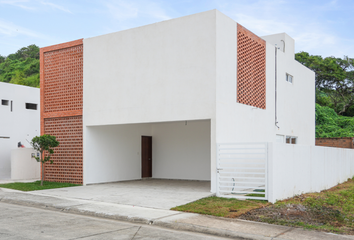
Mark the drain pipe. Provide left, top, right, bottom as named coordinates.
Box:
left=275, top=45, right=280, bottom=129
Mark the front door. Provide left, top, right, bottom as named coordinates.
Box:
left=141, top=136, right=152, bottom=178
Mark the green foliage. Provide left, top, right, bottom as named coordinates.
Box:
left=316, top=104, right=354, bottom=137
left=0, top=45, right=40, bottom=87
left=31, top=134, right=59, bottom=164
left=296, top=52, right=354, bottom=116
left=31, top=135, right=59, bottom=186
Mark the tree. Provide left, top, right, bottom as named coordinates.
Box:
left=1, top=44, right=40, bottom=87
left=31, top=135, right=59, bottom=186
left=295, top=52, right=354, bottom=115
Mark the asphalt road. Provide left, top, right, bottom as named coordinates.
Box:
left=0, top=202, right=230, bottom=240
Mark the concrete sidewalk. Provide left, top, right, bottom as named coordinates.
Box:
left=0, top=188, right=353, bottom=240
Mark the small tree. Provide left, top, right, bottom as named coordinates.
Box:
left=31, top=135, right=59, bottom=186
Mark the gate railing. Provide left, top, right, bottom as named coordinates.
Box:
left=216, top=143, right=268, bottom=200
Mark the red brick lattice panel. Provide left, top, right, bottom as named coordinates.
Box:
left=43, top=116, right=83, bottom=184
left=237, top=24, right=266, bottom=109
left=40, top=39, right=84, bottom=184
left=43, top=45, right=83, bottom=113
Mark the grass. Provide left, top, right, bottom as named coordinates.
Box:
left=0, top=181, right=81, bottom=191
left=246, top=189, right=265, bottom=198
left=171, top=196, right=269, bottom=218
left=172, top=177, right=354, bottom=235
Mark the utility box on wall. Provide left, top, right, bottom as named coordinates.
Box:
left=11, top=148, right=40, bottom=180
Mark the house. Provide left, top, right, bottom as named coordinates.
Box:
left=40, top=10, right=315, bottom=198
left=0, top=82, right=40, bottom=179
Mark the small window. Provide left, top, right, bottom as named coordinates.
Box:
left=286, top=73, right=293, bottom=83
left=26, top=103, right=37, bottom=110
left=2, top=99, right=9, bottom=106
left=276, top=134, right=284, bottom=143
left=286, top=136, right=297, bottom=144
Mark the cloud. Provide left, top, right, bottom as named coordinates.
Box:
left=41, top=1, right=72, bottom=13
left=0, top=0, right=35, bottom=10
left=214, top=0, right=352, bottom=57
left=105, top=0, right=171, bottom=22
left=0, top=19, right=50, bottom=39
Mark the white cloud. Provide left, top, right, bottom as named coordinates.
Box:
left=0, top=19, right=50, bottom=39
left=214, top=0, right=352, bottom=57
left=105, top=0, right=171, bottom=22
left=0, top=0, right=35, bottom=10
left=40, top=1, right=72, bottom=13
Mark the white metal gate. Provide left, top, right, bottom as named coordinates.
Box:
left=216, top=143, right=268, bottom=200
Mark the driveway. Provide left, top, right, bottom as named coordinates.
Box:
left=31, top=179, right=213, bottom=209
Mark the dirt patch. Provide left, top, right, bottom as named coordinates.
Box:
left=239, top=203, right=354, bottom=234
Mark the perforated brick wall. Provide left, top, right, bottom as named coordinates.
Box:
left=237, top=24, right=266, bottom=109
left=316, top=137, right=354, bottom=149
left=40, top=39, right=83, bottom=184
left=43, top=116, right=83, bottom=183
left=43, top=45, right=83, bottom=113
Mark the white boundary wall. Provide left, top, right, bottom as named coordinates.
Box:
left=268, top=143, right=354, bottom=203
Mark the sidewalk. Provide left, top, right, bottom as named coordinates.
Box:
left=0, top=188, right=353, bottom=240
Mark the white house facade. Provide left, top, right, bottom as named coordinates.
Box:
left=0, top=82, right=40, bottom=179
left=40, top=10, right=316, bottom=199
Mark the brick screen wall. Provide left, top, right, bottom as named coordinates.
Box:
left=237, top=24, right=266, bottom=109
left=316, top=137, right=354, bottom=149
left=40, top=39, right=83, bottom=184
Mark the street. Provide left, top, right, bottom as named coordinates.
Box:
left=0, top=202, right=229, bottom=240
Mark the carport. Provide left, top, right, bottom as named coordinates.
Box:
left=81, top=119, right=212, bottom=208
left=84, top=119, right=211, bottom=184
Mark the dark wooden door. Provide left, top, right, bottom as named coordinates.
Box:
left=141, top=136, right=152, bottom=178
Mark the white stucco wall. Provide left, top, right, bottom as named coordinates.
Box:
left=0, top=82, right=40, bottom=179
left=269, top=143, right=354, bottom=203
left=262, top=33, right=316, bottom=146
left=84, top=123, right=151, bottom=184
left=11, top=148, right=40, bottom=180
left=83, top=10, right=216, bottom=127
left=214, top=22, right=315, bottom=146
left=84, top=120, right=210, bottom=185
left=152, top=120, right=210, bottom=180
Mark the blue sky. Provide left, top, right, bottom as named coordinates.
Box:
left=1, top=0, right=353, bottom=58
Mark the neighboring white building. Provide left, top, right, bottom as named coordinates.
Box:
left=0, top=82, right=40, bottom=179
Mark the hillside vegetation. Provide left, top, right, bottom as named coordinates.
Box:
left=316, top=104, right=354, bottom=137
left=0, top=45, right=40, bottom=88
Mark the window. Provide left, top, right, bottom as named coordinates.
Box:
left=286, top=73, right=293, bottom=83
left=1, top=99, right=9, bottom=106
left=286, top=136, right=297, bottom=144
left=25, top=103, right=37, bottom=110
left=276, top=134, right=284, bottom=143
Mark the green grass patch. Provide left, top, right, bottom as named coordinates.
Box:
left=171, top=196, right=269, bottom=218
left=246, top=189, right=265, bottom=198
left=172, top=178, right=354, bottom=235
left=0, top=181, right=81, bottom=191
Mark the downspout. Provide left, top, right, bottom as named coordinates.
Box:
left=275, top=46, right=279, bottom=129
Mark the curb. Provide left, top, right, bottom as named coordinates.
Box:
left=0, top=193, right=273, bottom=240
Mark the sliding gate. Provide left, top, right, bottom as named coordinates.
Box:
left=216, top=143, right=268, bottom=200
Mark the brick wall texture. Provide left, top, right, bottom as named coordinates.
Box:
left=237, top=24, right=266, bottom=109
left=40, top=39, right=83, bottom=184
left=316, top=137, right=354, bottom=149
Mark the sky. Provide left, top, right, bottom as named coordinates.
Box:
left=1, top=0, right=353, bottom=58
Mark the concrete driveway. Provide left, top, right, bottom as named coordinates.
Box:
left=31, top=179, right=213, bottom=210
